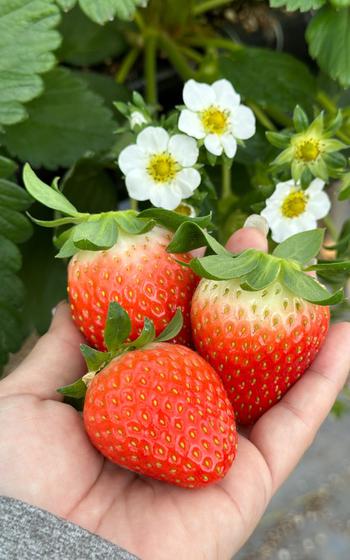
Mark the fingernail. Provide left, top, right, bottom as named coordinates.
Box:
left=244, top=214, right=269, bottom=237
left=51, top=306, right=57, bottom=317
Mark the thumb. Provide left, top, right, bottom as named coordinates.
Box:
left=226, top=226, right=268, bottom=253
left=0, top=302, right=86, bottom=400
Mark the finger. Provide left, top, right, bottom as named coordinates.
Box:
left=0, top=302, right=86, bottom=400
left=250, top=321, right=350, bottom=492
left=226, top=227, right=268, bottom=254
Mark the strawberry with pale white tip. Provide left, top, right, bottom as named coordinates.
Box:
left=167, top=226, right=350, bottom=424
left=59, top=303, right=238, bottom=488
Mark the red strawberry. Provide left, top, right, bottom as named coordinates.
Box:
left=68, top=226, right=198, bottom=350
left=184, top=229, right=345, bottom=425
left=60, top=303, right=237, bottom=488
left=84, top=342, right=237, bottom=488
left=191, top=277, right=330, bottom=424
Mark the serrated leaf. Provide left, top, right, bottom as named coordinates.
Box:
left=219, top=48, right=316, bottom=113
left=80, top=344, right=110, bottom=371
left=56, top=0, right=76, bottom=9
left=307, top=6, right=350, bottom=87
left=115, top=212, right=155, bottom=235
left=57, top=378, right=87, bottom=398
left=156, top=309, right=183, bottom=342
left=273, top=229, right=324, bottom=264
left=0, top=178, right=33, bottom=211
left=79, top=0, right=146, bottom=23
left=3, top=68, right=116, bottom=170
left=23, top=164, right=78, bottom=216
left=269, top=0, right=325, bottom=11
left=104, top=302, right=131, bottom=352
left=190, top=250, right=261, bottom=280
left=0, top=156, right=17, bottom=179
left=139, top=208, right=213, bottom=233
left=72, top=217, right=118, bottom=251
left=0, top=0, right=61, bottom=126
left=167, top=222, right=230, bottom=256
left=0, top=236, right=22, bottom=272
left=282, top=263, right=343, bottom=305
left=58, top=6, right=126, bottom=66
left=244, top=254, right=281, bottom=290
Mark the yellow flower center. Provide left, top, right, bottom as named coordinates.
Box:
left=294, top=137, right=321, bottom=162
left=147, top=153, right=178, bottom=183
left=281, top=191, right=308, bottom=218
left=200, top=106, right=229, bottom=135
left=174, top=202, right=195, bottom=217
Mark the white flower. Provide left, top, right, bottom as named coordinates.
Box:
left=129, top=110, right=147, bottom=129
left=260, top=178, right=331, bottom=243
left=178, top=79, right=256, bottom=159
left=118, top=126, right=201, bottom=210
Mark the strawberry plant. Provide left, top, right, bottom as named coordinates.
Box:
left=1, top=0, right=350, bottom=412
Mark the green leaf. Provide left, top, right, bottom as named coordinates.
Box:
left=281, top=264, right=343, bottom=305
left=293, top=105, right=309, bottom=131
left=266, top=131, right=291, bottom=149
left=30, top=215, right=82, bottom=228
left=57, top=378, right=87, bottom=399
left=190, top=250, right=261, bottom=280
left=269, top=0, right=325, bottom=11
left=58, top=5, right=126, bottom=66
left=104, top=302, right=131, bottom=352
left=75, top=71, right=129, bottom=111
left=156, top=309, right=183, bottom=342
left=0, top=236, right=22, bottom=272
left=56, top=0, right=76, bottom=9
left=115, top=212, right=155, bottom=235
left=273, top=229, right=325, bottom=264
left=0, top=156, right=17, bottom=179
left=306, top=260, right=350, bottom=273
left=129, top=318, right=155, bottom=349
left=72, top=217, right=118, bottom=250
left=338, top=173, right=350, bottom=201
left=80, top=344, right=110, bottom=371
left=23, top=164, right=78, bottom=216
left=0, top=178, right=33, bottom=211
left=0, top=0, right=61, bottom=126
left=79, top=0, right=145, bottom=23
left=244, top=254, right=281, bottom=290
left=138, top=208, right=212, bottom=233
left=219, top=48, right=316, bottom=113
left=307, top=6, right=350, bottom=87
left=167, top=222, right=230, bottom=256
left=3, top=68, right=116, bottom=170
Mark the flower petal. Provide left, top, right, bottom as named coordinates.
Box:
left=118, top=145, right=147, bottom=175
left=221, top=134, right=237, bottom=159
left=270, top=220, right=301, bottom=243
left=168, top=134, right=199, bottom=167
left=204, top=134, right=223, bottom=156
left=183, top=79, right=215, bottom=111
left=212, top=79, right=240, bottom=110
left=231, top=104, right=256, bottom=140
left=149, top=184, right=182, bottom=210
left=307, top=191, right=331, bottom=219
left=306, top=178, right=325, bottom=193
left=178, top=109, right=205, bottom=139
left=137, top=126, right=169, bottom=154
left=174, top=168, right=201, bottom=198
left=125, top=169, right=153, bottom=201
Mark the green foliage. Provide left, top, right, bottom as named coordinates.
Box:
left=2, top=68, right=116, bottom=169
left=269, top=0, right=325, bottom=10
left=56, top=0, right=147, bottom=23
left=307, top=6, right=350, bottom=87
left=219, top=48, right=316, bottom=113
left=0, top=0, right=61, bottom=126
left=0, top=162, right=33, bottom=371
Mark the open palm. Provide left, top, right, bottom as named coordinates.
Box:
left=1, top=228, right=350, bottom=560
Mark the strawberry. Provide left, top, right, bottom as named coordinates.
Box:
left=59, top=304, right=237, bottom=488
left=22, top=165, right=212, bottom=351
left=170, top=228, right=347, bottom=425
left=68, top=226, right=198, bottom=349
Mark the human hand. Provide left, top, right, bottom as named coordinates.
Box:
left=1, top=228, right=349, bottom=560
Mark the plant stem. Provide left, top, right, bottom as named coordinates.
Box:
left=222, top=158, right=232, bottom=200
left=192, top=0, right=234, bottom=16
left=158, top=33, right=194, bottom=80
left=180, top=46, right=203, bottom=63
left=323, top=216, right=338, bottom=241
left=186, top=36, right=242, bottom=53
left=130, top=198, right=138, bottom=212
left=316, top=90, right=350, bottom=144
left=144, top=33, right=158, bottom=105
left=248, top=101, right=277, bottom=131
left=133, top=10, right=145, bottom=32
left=115, top=47, right=140, bottom=83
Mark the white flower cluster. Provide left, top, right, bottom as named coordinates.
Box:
left=118, top=79, right=255, bottom=211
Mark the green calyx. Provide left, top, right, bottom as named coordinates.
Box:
left=170, top=226, right=350, bottom=306
left=23, top=164, right=212, bottom=258
left=58, top=302, right=184, bottom=401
